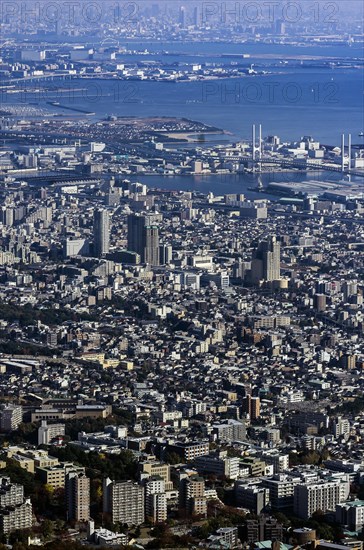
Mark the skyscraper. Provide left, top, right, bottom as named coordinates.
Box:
left=127, top=214, right=160, bottom=266
left=93, top=209, right=110, bottom=257
left=193, top=6, right=199, bottom=26
left=179, top=6, right=186, bottom=27
left=251, top=236, right=281, bottom=282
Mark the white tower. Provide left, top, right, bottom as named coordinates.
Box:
left=252, top=124, right=263, bottom=173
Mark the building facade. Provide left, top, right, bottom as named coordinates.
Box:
left=93, top=209, right=110, bottom=257
left=66, top=471, right=90, bottom=522
left=103, top=479, right=145, bottom=526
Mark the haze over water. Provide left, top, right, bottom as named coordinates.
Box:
left=9, top=42, right=364, bottom=145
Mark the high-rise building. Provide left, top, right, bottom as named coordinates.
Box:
left=159, top=244, right=172, bottom=265
left=336, top=501, right=364, bottom=531
left=93, top=209, right=110, bottom=257
left=64, top=238, right=89, bottom=258
left=0, top=477, right=32, bottom=534
left=314, top=294, right=327, bottom=312
left=127, top=214, right=160, bottom=265
left=341, top=354, right=356, bottom=370
left=144, top=226, right=159, bottom=265
left=275, top=19, right=286, bottom=34
left=179, top=475, right=207, bottom=518
left=251, top=236, right=281, bottom=282
left=332, top=416, right=350, bottom=439
left=193, top=5, right=199, bottom=26
left=0, top=500, right=32, bottom=534
left=212, top=419, right=246, bottom=442
left=144, top=477, right=167, bottom=524
left=262, top=474, right=301, bottom=511
left=179, top=6, right=186, bottom=27
left=0, top=477, right=24, bottom=508
left=294, top=479, right=350, bottom=519
left=0, top=404, right=23, bottom=432
left=66, top=471, right=90, bottom=522
left=38, top=420, right=65, bottom=445
left=193, top=452, right=240, bottom=480
left=252, top=397, right=260, bottom=417
left=243, top=396, right=261, bottom=421
left=103, top=479, right=144, bottom=526
left=235, top=482, right=270, bottom=515
left=0, top=207, right=14, bottom=227
left=139, top=462, right=172, bottom=490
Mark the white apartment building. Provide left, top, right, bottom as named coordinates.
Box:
left=194, top=453, right=240, bottom=480
left=0, top=499, right=32, bottom=534
left=294, top=479, right=350, bottom=519
left=38, top=420, right=65, bottom=445
left=262, top=474, right=302, bottom=511
left=144, top=477, right=167, bottom=524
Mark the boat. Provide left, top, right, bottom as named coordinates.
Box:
left=359, top=132, right=364, bottom=137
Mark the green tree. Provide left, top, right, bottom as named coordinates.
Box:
left=41, top=519, right=55, bottom=539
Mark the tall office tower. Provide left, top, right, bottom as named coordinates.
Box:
left=93, top=209, right=110, bottom=257
left=159, top=244, right=173, bottom=265
left=243, top=395, right=260, bottom=420
left=242, top=395, right=251, bottom=417
left=144, top=226, right=159, bottom=265
left=127, top=214, right=160, bottom=266
left=144, top=477, right=167, bottom=524
left=343, top=280, right=358, bottom=300
left=66, top=471, right=90, bottom=522
left=193, top=5, right=199, bottom=26
left=179, top=6, right=186, bottom=27
left=341, top=354, right=356, bottom=370
left=314, top=294, right=327, bottom=312
left=103, top=479, right=144, bottom=526
left=251, top=397, right=261, bottom=420
left=251, top=236, right=281, bottom=282
left=179, top=476, right=207, bottom=518
left=0, top=207, right=14, bottom=227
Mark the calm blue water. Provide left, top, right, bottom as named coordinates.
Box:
left=128, top=171, right=361, bottom=198
left=3, top=40, right=363, bottom=197
left=17, top=69, right=362, bottom=145
left=101, top=40, right=364, bottom=59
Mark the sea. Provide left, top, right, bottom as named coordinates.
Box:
left=2, top=40, right=364, bottom=195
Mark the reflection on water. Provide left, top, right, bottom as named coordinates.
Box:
left=128, top=170, right=359, bottom=198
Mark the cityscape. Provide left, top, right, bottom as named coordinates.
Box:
left=0, top=1, right=363, bottom=550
